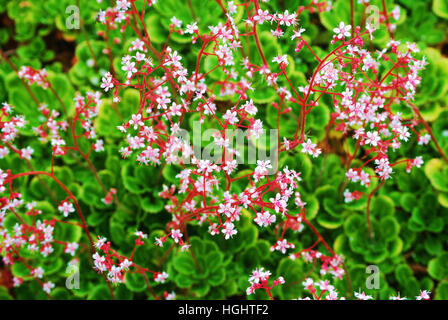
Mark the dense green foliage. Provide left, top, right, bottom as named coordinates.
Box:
left=0, top=0, right=448, bottom=300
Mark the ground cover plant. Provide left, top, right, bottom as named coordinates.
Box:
left=0, top=0, right=448, bottom=300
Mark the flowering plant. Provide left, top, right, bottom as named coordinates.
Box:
left=0, top=0, right=447, bottom=300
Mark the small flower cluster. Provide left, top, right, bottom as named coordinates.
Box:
left=58, top=200, right=75, bottom=218
left=0, top=102, right=32, bottom=160
left=32, top=104, right=68, bottom=156
left=18, top=66, right=49, bottom=89
left=301, top=278, right=343, bottom=300
left=0, top=193, right=75, bottom=295
left=354, top=290, right=431, bottom=301
left=290, top=249, right=345, bottom=280
left=246, top=267, right=284, bottom=300
left=317, top=28, right=429, bottom=198
left=16, top=82, right=104, bottom=158
left=98, top=0, right=433, bottom=298
left=0, top=197, right=58, bottom=261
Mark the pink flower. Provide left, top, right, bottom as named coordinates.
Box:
left=93, top=139, right=104, bottom=152
left=392, top=6, right=400, bottom=20
left=58, top=200, right=75, bottom=218
left=32, top=267, right=44, bottom=279
left=416, top=290, right=431, bottom=300
left=365, top=131, right=380, bottom=147
left=129, top=114, right=144, bottom=130
left=254, top=211, right=276, bottom=227
left=185, top=22, right=198, bottom=34
left=354, top=291, right=373, bottom=300
left=272, top=54, right=288, bottom=67
left=154, top=271, right=169, bottom=283
left=291, top=28, right=306, bottom=40
left=171, top=229, right=183, bottom=243
left=170, top=16, right=182, bottom=28
left=249, top=267, right=271, bottom=284
left=43, top=282, right=55, bottom=294
left=418, top=134, right=430, bottom=145
left=333, top=22, right=351, bottom=40
left=223, top=110, right=238, bottom=125
left=253, top=9, right=271, bottom=24
left=221, top=222, right=237, bottom=239
left=101, top=72, right=114, bottom=92
left=271, top=239, right=295, bottom=254
left=301, top=139, right=321, bottom=158
left=65, top=242, right=79, bottom=256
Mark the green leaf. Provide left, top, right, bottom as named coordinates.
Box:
left=317, top=213, right=343, bottom=229
left=249, top=86, right=277, bottom=104
left=372, top=195, right=395, bottom=217
left=125, top=273, right=147, bottom=292
left=344, top=214, right=364, bottom=236
left=140, top=195, right=164, bottom=213
left=400, top=193, right=417, bottom=212
left=175, top=273, right=194, bottom=288
left=51, top=288, right=70, bottom=300
left=435, top=281, right=448, bottom=300
left=205, top=251, right=223, bottom=273
left=193, top=282, right=210, bottom=297
left=54, top=221, right=82, bottom=243
left=87, top=285, right=113, bottom=300
left=208, top=268, right=225, bottom=286
left=424, top=159, right=448, bottom=192
left=11, top=261, right=31, bottom=278
left=439, top=192, right=448, bottom=208
left=203, top=54, right=226, bottom=81
left=0, top=286, right=13, bottom=300
left=144, top=14, right=168, bottom=44
left=387, top=237, right=403, bottom=258
left=109, top=219, right=127, bottom=245
left=80, top=182, right=105, bottom=207
left=428, top=253, right=448, bottom=280
left=424, top=235, right=443, bottom=255
left=173, top=255, right=196, bottom=275
left=276, top=258, right=303, bottom=300
left=380, top=216, right=400, bottom=241
left=395, top=264, right=414, bottom=286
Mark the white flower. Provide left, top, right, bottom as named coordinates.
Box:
left=65, top=242, right=79, bottom=256
left=100, top=72, right=114, bottom=92
left=354, top=291, right=373, bottom=300
left=170, top=16, right=182, bottom=28
left=43, top=281, right=55, bottom=294
left=58, top=201, right=75, bottom=218
left=291, top=28, right=306, bottom=40
left=254, top=211, right=276, bottom=227
left=171, top=229, right=183, bottom=243
left=32, top=267, right=44, bottom=279
left=333, top=22, right=351, bottom=39
left=222, top=222, right=237, bottom=239
left=272, top=55, right=288, bottom=66
left=185, top=22, right=198, bottom=34
left=155, top=271, right=169, bottom=283
left=223, top=110, right=238, bottom=125
left=365, top=131, right=380, bottom=147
